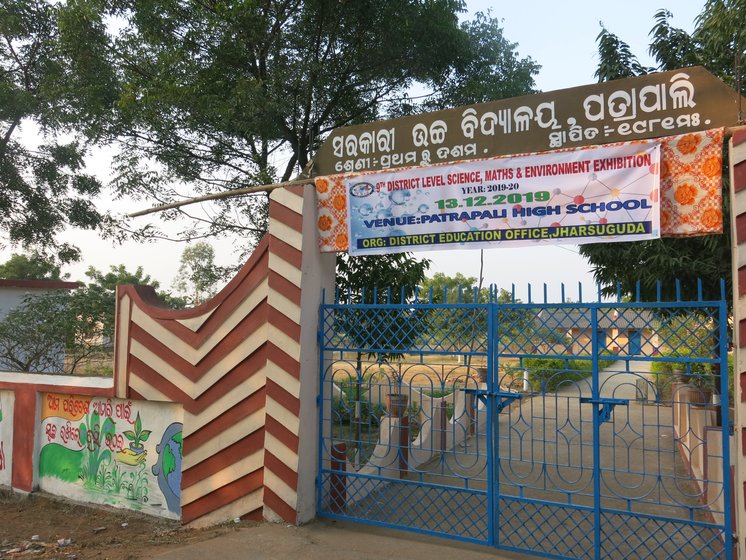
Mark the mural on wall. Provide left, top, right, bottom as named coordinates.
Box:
left=0, top=390, right=13, bottom=486
left=39, top=393, right=183, bottom=519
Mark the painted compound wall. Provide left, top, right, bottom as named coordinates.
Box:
left=113, top=185, right=334, bottom=526
left=0, top=390, right=14, bottom=486
left=38, top=393, right=183, bottom=519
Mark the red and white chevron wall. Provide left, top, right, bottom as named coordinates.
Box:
left=113, top=185, right=334, bottom=526
left=730, top=125, right=746, bottom=558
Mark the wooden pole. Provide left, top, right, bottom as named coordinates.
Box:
left=127, top=177, right=312, bottom=218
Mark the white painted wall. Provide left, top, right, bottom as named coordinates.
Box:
left=0, top=390, right=14, bottom=487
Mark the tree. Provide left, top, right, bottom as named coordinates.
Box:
left=0, top=289, right=107, bottom=374
left=173, top=242, right=226, bottom=305
left=54, top=1, right=538, bottom=258
left=583, top=5, right=743, bottom=401
left=581, top=4, right=742, bottom=305
left=420, top=272, right=530, bottom=358
left=0, top=252, right=64, bottom=280
left=0, top=260, right=182, bottom=374
left=422, top=11, right=540, bottom=111
left=334, top=253, right=431, bottom=360
left=421, top=272, right=487, bottom=303
left=84, top=264, right=185, bottom=343
left=0, top=0, right=111, bottom=263
left=334, top=251, right=430, bottom=465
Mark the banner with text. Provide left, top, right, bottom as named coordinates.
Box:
left=345, top=142, right=660, bottom=255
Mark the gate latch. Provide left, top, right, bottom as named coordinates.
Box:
left=464, top=388, right=522, bottom=413
left=580, top=397, right=628, bottom=424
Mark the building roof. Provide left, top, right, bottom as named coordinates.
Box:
left=0, top=279, right=80, bottom=290
left=536, top=309, right=656, bottom=331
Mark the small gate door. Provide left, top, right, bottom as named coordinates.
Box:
left=628, top=329, right=642, bottom=355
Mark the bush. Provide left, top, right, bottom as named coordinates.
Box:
left=330, top=395, right=385, bottom=425
left=523, top=357, right=615, bottom=392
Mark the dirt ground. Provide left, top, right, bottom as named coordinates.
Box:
left=0, top=490, right=248, bottom=559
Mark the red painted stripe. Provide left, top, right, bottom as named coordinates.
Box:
left=737, top=215, right=746, bottom=245
left=264, top=451, right=299, bottom=489
left=264, top=415, right=299, bottom=453
left=268, top=309, right=301, bottom=343
left=265, top=342, right=301, bottom=380
left=741, top=371, right=746, bottom=403
left=185, top=351, right=267, bottom=411
left=268, top=236, right=303, bottom=270
left=740, top=267, right=746, bottom=297
left=740, top=321, right=746, bottom=348
left=129, top=388, right=144, bottom=400
left=279, top=184, right=306, bottom=197
left=127, top=254, right=270, bottom=347
left=263, top=487, right=297, bottom=524
left=733, top=129, right=746, bottom=147
left=265, top=379, right=300, bottom=416
left=164, top=255, right=271, bottom=344
left=182, top=430, right=265, bottom=488
left=735, top=161, right=746, bottom=192
left=181, top=468, right=263, bottom=523
left=268, top=199, right=303, bottom=233
left=11, top=387, right=36, bottom=491
left=241, top=508, right=263, bottom=521
left=268, top=271, right=302, bottom=307
left=128, top=356, right=190, bottom=405
left=184, top=390, right=266, bottom=453
left=119, top=237, right=270, bottom=322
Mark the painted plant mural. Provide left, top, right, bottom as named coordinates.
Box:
left=39, top=393, right=183, bottom=519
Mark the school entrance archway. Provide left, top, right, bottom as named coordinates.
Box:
left=310, top=67, right=744, bottom=560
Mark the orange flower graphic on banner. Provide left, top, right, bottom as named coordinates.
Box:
left=674, top=183, right=697, bottom=205
left=701, top=156, right=722, bottom=178
left=318, top=215, right=332, bottom=231
left=316, top=178, right=330, bottom=194
left=677, top=134, right=700, bottom=155
left=660, top=159, right=671, bottom=179
left=335, top=232, right=348, bottom=249
left=701, top=208, right=722, bottom=229
left=332, top=194, right=346, bottom=211
left=660, top=211, right=670, bottom=230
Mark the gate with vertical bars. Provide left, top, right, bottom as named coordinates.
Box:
left=317, top=282, right=732, bottom=560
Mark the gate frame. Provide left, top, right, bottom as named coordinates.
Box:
left=317, top=289, right=733, bottom=558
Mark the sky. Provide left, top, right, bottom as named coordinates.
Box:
left=4, top=0, right=706, bottom=300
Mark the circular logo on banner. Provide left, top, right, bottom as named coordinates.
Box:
left=349, top=182, right=375, bottom=198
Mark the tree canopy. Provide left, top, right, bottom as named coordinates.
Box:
left=46, top=0, right=538, bottom=259
left=172, top=242, right=226, bottom=305
left=0, top=252, right=65, bottom=280
left=581, top=3, right=742, bottom=304
left=0, top=0, right=111, bottom=264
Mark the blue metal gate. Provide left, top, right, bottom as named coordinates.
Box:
left=317, top=282, right=732, bottom=559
